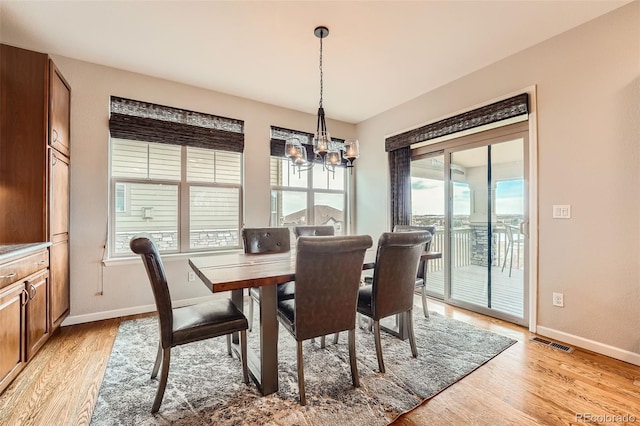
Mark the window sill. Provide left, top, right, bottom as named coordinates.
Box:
left=103, top=248, right=244, bottom=267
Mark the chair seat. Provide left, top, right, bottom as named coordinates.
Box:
left=249, top=281, right=295, bottom=300
left=172, top=299, right=248, bottom=346
left=276, top=298, right=295, bottom=334
left=357, top=285, right=373, bottom=317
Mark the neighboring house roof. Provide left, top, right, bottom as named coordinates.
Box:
left=283, top=205, right=343, bottom=225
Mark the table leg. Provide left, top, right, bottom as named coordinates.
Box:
left=230, top=286, right=279, bottom=395
left=380, top=313, right=409, bottom=340
left=258, top=285, right=279, bottom=395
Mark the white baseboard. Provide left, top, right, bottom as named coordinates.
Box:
left=536, top=326, right=640, bottom=366
left=61, top=295, right=218, bottom=326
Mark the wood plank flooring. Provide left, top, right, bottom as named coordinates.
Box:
left=0, top=302, right=638, bottom=425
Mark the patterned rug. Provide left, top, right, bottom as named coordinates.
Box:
left=91, top=306, right=515, bottom=425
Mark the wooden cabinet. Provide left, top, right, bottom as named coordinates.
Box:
left=49, top=62, right=71, bottom=157
left=50, top=240, right=69, bottom=328
left=0, top=282, right=26, bottom=394
left=0, top=245, right=50, bottom=393
left=50, top=149, right=70, bottom=239
left=25, top=270, right=50, bottom=360
left=0, top=44, right=71, bottom=331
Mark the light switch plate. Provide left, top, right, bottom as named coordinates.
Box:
left=553, top=205, right=571, bottom=219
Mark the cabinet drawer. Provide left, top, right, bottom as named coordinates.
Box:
left=0, top=250, right=49, bottom=289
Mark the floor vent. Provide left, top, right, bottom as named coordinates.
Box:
left=530, top=336, right=574, bottom=353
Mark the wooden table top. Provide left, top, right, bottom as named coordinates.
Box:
left=189, top=249, right=441, bottom=293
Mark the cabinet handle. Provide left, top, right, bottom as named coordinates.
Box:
left=36, top=260, right=47, bottom=265
left=0, top=272, right=17, bottom=279
left=52, top=128, right=59, bottom=143
left=29, top=283, right=37, bottom=300
left=21, top=288, right=29, bottom=306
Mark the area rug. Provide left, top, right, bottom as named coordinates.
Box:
left=90, top=309, right=515, bottom=425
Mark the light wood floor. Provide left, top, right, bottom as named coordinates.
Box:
left=1, top=301, right=638, bottom=425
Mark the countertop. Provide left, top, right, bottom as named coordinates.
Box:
left=0, top=242, right=51, bottom=263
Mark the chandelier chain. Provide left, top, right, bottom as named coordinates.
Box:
left=319, top=33, right=323, bottom=109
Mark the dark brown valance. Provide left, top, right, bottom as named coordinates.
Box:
left=269, top=126, right=347, bottom=167
left=385, top=93, right=528, bottom=152
left=109, top=97, right=244, bottom=152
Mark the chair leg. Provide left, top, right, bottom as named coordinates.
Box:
left=151, top=342, right=162, bottom=379
left=240, top=330, right=249, bottom=384
left=421, top=286, right=429, bottom=318
left=226, top=334, right=232, bottom=356
left=296, top=341, right=306, bottom=405
left=248, top=294, right=254, bottom=332
left=502, top=241, right=511, bottom=272
left=407, top=309, right=418, bottom=358
left=373, top=320, right=385, bottom=373
left=320, top=336, right=326, bottom=348
left=348, top=329, right=359, bottom=387
left=509, top=242, right=515, bottom=277
left=333, top=332, right=339, bottom=344
left=151, top=348, right=171, bottom=413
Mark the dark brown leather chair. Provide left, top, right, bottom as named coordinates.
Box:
left=242, top=227, right=294, bottom=331
left=393, top=224, right=437, bottom=318
left=358, top=231, right=431, bottom=373
left=277, top=235, right=373, bottom=405
left=130, top=236, right=249, bottom=413
left=293, top=225, right=336, bottom=347
left=293, top=225, right=335, bottom=237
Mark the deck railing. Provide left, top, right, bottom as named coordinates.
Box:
left=426, top=226, right=520, bottom=273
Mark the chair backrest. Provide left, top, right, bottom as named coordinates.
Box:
left=241, top=227, right=291, bottom=254
left=129, top=236, right=173, bottom=347
left=293, top=225, right=335, bottom=238
left=371, top=231, right=431, bottom=319
left=393, top=224, right=436, bottom=279
left=294, top=235, right=373, bottom=341
left=504, top=223, right=514, bottom=243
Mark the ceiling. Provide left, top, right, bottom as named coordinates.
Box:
left=0, top=1, right=629, bottom=123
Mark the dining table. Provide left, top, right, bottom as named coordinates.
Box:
left=189, top=248, right=441, bottom=396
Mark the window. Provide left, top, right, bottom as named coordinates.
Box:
left=109, top=97, right=244, bottom=256
left=114, top=182, right=126, bottom=213
left=269, top=127, right=348, bottom=235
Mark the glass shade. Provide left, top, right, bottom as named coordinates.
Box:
left=313, top=131, right=331, bottom=155
left=285, top=137, right=302, bottom=159
left=344, top=139, right=360, bottom=162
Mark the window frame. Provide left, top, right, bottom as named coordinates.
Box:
left=269, top=155, right=350, bottom=234
left=109, top=141, right=243, bottom=257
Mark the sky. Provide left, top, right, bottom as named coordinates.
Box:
left=411, top=177, right=523, bottom=216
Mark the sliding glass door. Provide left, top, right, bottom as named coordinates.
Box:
left=411, top=123, right=529, bottom=325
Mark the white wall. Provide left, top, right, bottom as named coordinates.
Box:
left=47, top=56, right=356, bottom=322
left=356, top=2, right=640, bottom=359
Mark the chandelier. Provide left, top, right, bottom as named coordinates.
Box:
left=284, top=26, right=360, bottom=175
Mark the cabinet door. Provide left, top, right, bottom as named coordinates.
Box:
left=50, top=240, right=69, bottom=328
left=50, top=149, right=70, bottom=238
left=49, top=61, right=71, bottom=157
left=26, top=271, right=50, bottom=360
left=0, top=282, right=26, bottom=393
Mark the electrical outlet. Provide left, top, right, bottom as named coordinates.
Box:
left=188, top=271, right=196, bottom=282
left=552, top=292, right=564, bottom=307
